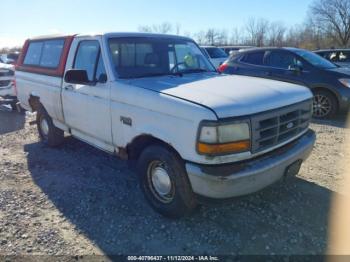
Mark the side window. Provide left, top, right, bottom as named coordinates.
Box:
left=23, top=40, right=65, bottom=68
left=266, top=51, right=301, bottom=69
left=40, top=39, right=64, bottom=68
left=74, top=41, right=100, bottom=82
left=241, top=51, right=265, bottom=66
left=23, top=41, right=44, bottom=66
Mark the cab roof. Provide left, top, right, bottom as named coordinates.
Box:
left=29, top=32, right=193, bottom=42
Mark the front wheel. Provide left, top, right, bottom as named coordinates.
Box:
left=137, top=145, right=197, bottom=218
left=37, top=107, right=64, bottom=147
left=312, top=90, right=337, bottom=119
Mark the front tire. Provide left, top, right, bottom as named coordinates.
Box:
left=137, top=145, right=197, bottom=218
left=37, top=107, right=64, bottom=147
left=312, top=90, right=337, bottom=119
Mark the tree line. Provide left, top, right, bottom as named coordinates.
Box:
left=2, top=0, right=350, bottom=52
left=139, top=0, right=350, bottom=50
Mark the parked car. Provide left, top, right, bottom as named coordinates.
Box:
left=200, top=46, right=228, bottom=68
left=220, top=45, right=254, bottom=56
left=0, top=62, right=17, bottom=110
left=0, top=52, right=20, bottom=65
left=16, top=33, right=315, bottom=217
left=219, top=47, right=350, bottom=118
left=314, top=49, right=350, bottom=68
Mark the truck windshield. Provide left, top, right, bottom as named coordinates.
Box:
left=108, top=37, right=216, bottom=79
left=294, top=49, right=338, bottom=69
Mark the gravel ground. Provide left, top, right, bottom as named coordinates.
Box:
left=0, top=107, right=349, bottom=257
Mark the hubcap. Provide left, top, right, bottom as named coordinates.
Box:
left=147, top=160, right=174, bottom=203
left=40, top=117, right=49, bottom=137
left=313, top=94, right=332, bottom=118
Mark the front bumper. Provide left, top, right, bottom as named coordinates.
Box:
left=186, top=130, right=316, bottom=199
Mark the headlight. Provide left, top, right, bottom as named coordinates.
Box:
left=197, top=122, right=251, bottom=155
left=339, top=78, right=350, bottom=88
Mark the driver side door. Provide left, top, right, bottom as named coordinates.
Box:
left=62, top=38, right=113, bottom=152
left=264, top=50, right=310, bottom=86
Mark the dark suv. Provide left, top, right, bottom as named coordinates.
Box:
left=219, top=47, right=350, bottom=118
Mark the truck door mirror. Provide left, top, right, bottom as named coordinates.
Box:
left=64, top=69, right=90, bottom=84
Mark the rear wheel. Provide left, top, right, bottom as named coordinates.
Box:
left=312, top=90, right=337, bottom=118
left=137, top=145, right=197, bottom=218
left=37, top=107, right=64, bottom=147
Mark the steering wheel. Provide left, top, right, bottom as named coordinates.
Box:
left=170, top=62, right=185, bottom=73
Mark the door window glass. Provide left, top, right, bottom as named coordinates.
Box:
left=266, top=51, right=301, bottom=69
left=95, top=53, right=107, bottom=82
left=241, top=51, right=265, bottom=65
left=74, top=41, right=100, bottom=81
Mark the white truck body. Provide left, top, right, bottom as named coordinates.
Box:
left=15, top=33, right=315, bottom=215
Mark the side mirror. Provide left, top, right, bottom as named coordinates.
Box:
left=64, top=69, right=90, bottom=84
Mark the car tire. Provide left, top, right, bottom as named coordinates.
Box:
left=36, top=107, right=64, bottom=147
left=137, top=145, right=197, bottom=218
left=312, top=90, right=337, bottom=119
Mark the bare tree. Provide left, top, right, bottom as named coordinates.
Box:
left=245, top=18, right=269, bottom=46
left=268, top=22, right=286, bottom=47
left=311, top=0, right=350, bottom=47
left=230, top=27, right=242, bottom=45
left=194, top=31, right=206, bottom=45
left=138, top=22, right=173, bottom=34
left=175, top=23, right=181, bottom=35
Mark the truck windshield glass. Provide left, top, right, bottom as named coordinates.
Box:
left=108, top=37, right=216, bottom=79
left=294, top=49, right=337, bottom=69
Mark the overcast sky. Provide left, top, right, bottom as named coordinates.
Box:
left=0, top=0, right=314, bottom=48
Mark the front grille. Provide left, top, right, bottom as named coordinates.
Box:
left=0, top=70, right=14, bottom=77
left=251, top=100, right=312, bottom=153
left=0, top=80, right=11, bottom=87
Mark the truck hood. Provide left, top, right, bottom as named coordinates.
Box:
left=128, top=73, right=312, bottom=118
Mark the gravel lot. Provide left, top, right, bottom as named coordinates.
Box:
left=0, top=106, right=349, bottom=257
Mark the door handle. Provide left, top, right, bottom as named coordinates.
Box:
left=265, top=71, right=272, bottom=76
left=64, top=85, right=74, bottom=91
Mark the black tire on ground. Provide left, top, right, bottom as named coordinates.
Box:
left=312, top=89, right=338, bottom=119
left=137, top=145, right=197, bottom=218
left=36, top=107, right=64, bottom=147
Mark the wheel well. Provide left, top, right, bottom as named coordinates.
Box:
left=28, top=95, right=42, bottom=112
left=311, top=87, right=339, bottom=110
left=127, top=135, right=180, bottom=161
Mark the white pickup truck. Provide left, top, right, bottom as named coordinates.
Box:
left=16, top=33, right=316, bottom=217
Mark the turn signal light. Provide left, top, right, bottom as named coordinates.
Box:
left=197, top=140, right=250, bottom=155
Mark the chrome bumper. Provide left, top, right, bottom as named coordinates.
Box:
left=186, top=130, right=316, bottom=199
